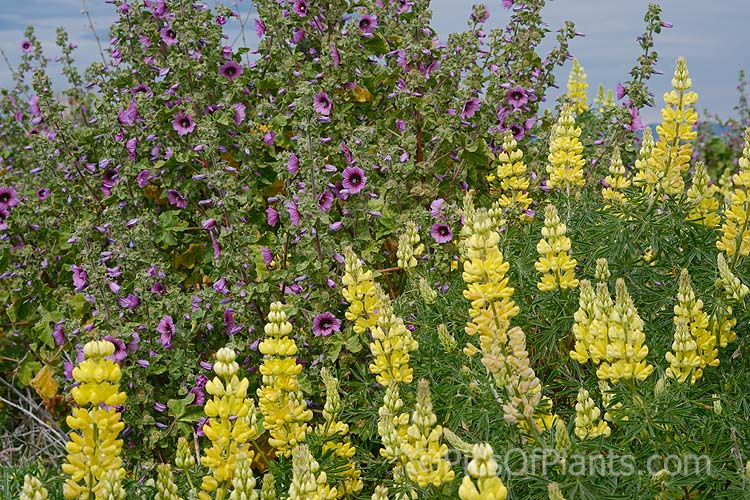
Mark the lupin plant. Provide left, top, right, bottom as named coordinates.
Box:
left=257, top=303, right=311, bottom=457
left=717, top=128, right=750, bottom=259
left=21, top=474, right=49, bottom=500
left=648, top=57, right=699, bottom=196
left=200, top=347, right=258, bottom=499
left=567, top=58, right=589, bottom=114
left=534, top=205, right=579, bottom=292
left=601, top=147, right=630, bottom=205
left=573, top=388, right=611, bottom=440
left=686, top=162, right=720, bottom=227
left=396, top=222, right=424, bottom=270
left=488, top=130, right=534, bottom=223
left=546, top=104, right=586, bottom=196
left=457, top=443, right=508, bottom=500
left=62, top=340, right=127, bottom=500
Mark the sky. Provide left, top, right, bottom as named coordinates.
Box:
left=1, top=0, right=748, bottom=124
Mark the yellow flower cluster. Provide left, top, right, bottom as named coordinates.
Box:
left=716, top=253, right=749, bottom=303
left=574, top=388, right=611, bottom=440
left=200, top=346, right=258, bottom=499
left=402, top=380, right=455, bottom=488
left=546, top=104, right=586, bottom=192
left=229, top=452, right=257, bottom=500
left=567, top=58, right=589, bottom=114
left=596, top=279, right=654, bottom=383
left=489, top=130, right=533, bottom=223
left=686, top=162, right=720, bottom=227
left=288, top=445, right=336, bottom=500
left=419, top=277, right=438, bottom=304
left=260, top=473, right=276, bottom=500
left=155, top=464, right=182, bottom=500
left=569, top=279, right=596, bottom=364
left=62, top=340, right=127, bottom=500
left=633, top=127, right=657, bottom=193
left=257, top=303, right=311, bottom=457
left=371, top=485, right=389, bottom=500
left=377, top=384, right=410, bottom=462
left=458, top=443, right=508, bottom=500
left=717, top=128, right=750, bottom=257
left=665, top=269, right=718, bottom=384
left=21, top=474, right=49, bottom=500
left=397, top=221, right=424, bottom=269
left=342, top=247, right=381, bottom=335
left=318, top=368, right=363, bottom=497
left=461, top=203, right=544, bottom=430
left=548, top=482, right=567, bottom=500
left=648, top=57, right=699, bottom=196
left=602, top=147, right=630, bottom=205
left=369, top=285, right=419, bottom=387
left=594, top=84, right=615, bottom=112
left=534, top=205, right=579, bottom=292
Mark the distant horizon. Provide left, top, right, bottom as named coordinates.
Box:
left=1, top=1, right=747, bottom=125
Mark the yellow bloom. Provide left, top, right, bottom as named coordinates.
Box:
left=546, top=105, right=586, bottom=192
left=397, top=221, right=424, bottom=269
left=260, top=474, right=276, bottom=500
left=633, top=127, right=657, bottom=192
left=648, top=57, right=699, bottom=196
left=201, top=346, right=258, bottom=497
left=229, top=452, right=258, bottom=500
left=534, top=205, right=579, bottom=291
left=567, top=59, right=589, bottom=114
left=62, top=340, right=126, bottom=500
left=462, top=198, right=545, bottom=430
left=257, top=303, right=311, bottom=458
left=596, top=279, right=653, bottom=383
left=458, top=443, right=508, bottom=500
left=21, top=474, right=49, bottom=500
left=686, top=162, right=720, bottom=227
left=288, top=445, right=336, bottom=500
left=490, top=130, right=533, bottom=223
left=402, top=380, right=455, bottom=488
left=717, top=128, right=750, bottom=257
left=574, top=388, right=611, bottom=439
left=156, top=464, right=182, bottom=500
left=602, top=147, right=630, bottom=204
left=342, top=247, right=381, bottom=335
left=665, top=269, right=718, bottom=384
left=570, top=279, right=596, bottom=364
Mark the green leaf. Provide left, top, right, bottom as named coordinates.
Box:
left=18, top=359, right=42, bottom=386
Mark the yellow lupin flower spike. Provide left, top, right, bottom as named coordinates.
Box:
left=369, top=284, right=419, bottom=387
left=288, top=445, right=337, bottom=500
left=602, top=146, right=630, bottom=205
left=458, top=443, right=508, bottom=500
left=570, top=279, right=596, bottom=364
left=156, top=464, right=182, bottom=500
left=648, top=56, right=699, bottom=196
left=260, top=474, right=276, bottom=500
left=377, top=384, right=409, bottom=462
left=665, top=269, right=718, bottom=384
left=461, top=203, right=545, bottom=431
left=596, top=279, right=654, bottom=383
left=229, top=452, right=258, bottom=500
left=200, top=346, right=258, bottom=499
left=318, top=368, right=363, bottom=497
left=574, top=388, right=611, bottom=440
left=717, top=128, right=750, bottom=258
left=567, top=58, right=589, bottom=114
left=490, top=130, right=533, bottom=223
left=62, top=340, right=126, bottom=500
left=402, top=380, right=455, bottom=489
left=397, top=221, right=423, bottom=269
left=547, top=104, right=586, bottom=193
left=21, top=474, right=49, bottom=500
left=257, top=303, right=311, bottom=458
left=534, top=205, right=579, bottom=292
left=342, top=247, right=381, bottom=335
left=633, top=127, right=657, bottom=193
left=686, top=162, right=720, bottom=227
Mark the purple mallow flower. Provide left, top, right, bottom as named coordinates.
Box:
left=71, top=264, right=88, bottom=292
left=431, top=223, right=453, bottom=243
left=359, top=14, right=378, bottom=34
left=313, top=92, right=332, bottom=115
left=312, top=312, right=341, bottom=337
left=118, top=293, right=141, bottom=310
left=160, top=26, right=177, bottom=46
left=293, top=0, right=308, bottom=16
left=461, top=98, right=480, bottom=120
left=118, top=100, right=137, bottom=126
left=172, top=111, right=195, bottom=136
left=157, top=315, right=175, bottom=349
left=219, top=61, right=243, bottom=81
left=0, top=187, right=19, bottom=210
left=341, top=166, right=366, bottom=194
left=21, top=39, right=32, bottom=51
left=104, top=336, right=128, bottom=363
left=506, top=86, right=530, bottom=110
